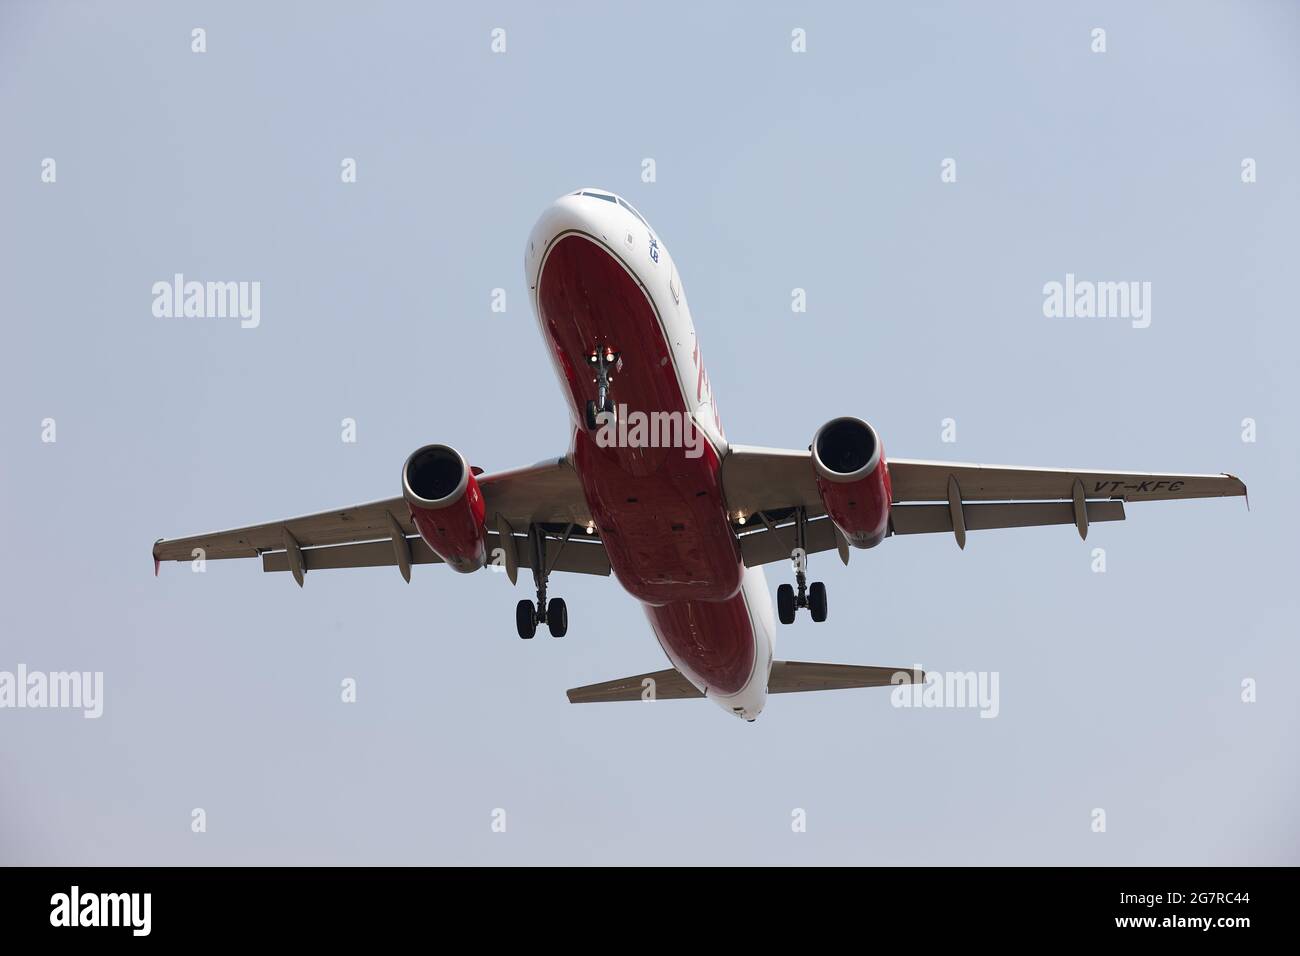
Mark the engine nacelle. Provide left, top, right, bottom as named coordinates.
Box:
left=402, top=444, right=489, bottom=573
left=811, top=417, right=892, bottom=549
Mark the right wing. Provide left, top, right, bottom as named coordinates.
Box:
left=153, top=456, right=609, bottom=582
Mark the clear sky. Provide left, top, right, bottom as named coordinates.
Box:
left=2, top=0, right=1296, bottom=865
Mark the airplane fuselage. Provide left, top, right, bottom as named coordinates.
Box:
left=526, top=190, right=774, bottom=720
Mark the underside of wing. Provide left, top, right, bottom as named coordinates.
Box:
left=152, top=496, right=409, bottom=562
left=722, top=444, right=1246, bottom=513
left=153, top=455, right=603, bottom=580
left=721, top=444, right=1245, bottom=563
left=886, top=459, right=1247, bottom=504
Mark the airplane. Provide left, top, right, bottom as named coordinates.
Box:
left=153, top=188, right=1247, bottom=722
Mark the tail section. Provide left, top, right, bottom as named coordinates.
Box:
left=768, top=661, right=923, bottom=694
left=566, top=661, right=923, bottom=704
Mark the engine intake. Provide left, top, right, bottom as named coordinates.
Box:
left=402, top=444, right=488, bottom=572
left=811, top=417, right=891, bottom=549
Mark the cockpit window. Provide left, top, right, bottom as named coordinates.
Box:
left=577, top=191, right=650, bottom=228
left=616, top=196, right=649, bottom=227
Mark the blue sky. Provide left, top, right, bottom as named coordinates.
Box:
left=1, top=0, right=1296, bottom=864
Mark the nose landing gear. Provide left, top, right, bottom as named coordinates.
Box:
left=776, top=507, right=828, bottom=625
left=515, top=523, right=570, bottom=639
left=584, top=347, right=620, bottom=431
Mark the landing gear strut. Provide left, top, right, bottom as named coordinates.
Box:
left=776, top=507, right=828, bottom=625
left=515, top=523, right=569, bottom=639
left=584, top=347, right=620, bottom=430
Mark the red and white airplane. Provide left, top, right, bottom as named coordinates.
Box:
left=154, top=189, right=1247, bottom=721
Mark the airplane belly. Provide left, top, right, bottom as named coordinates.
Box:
left=572, top=429, right=743, bottom=603
left=539, top=233, right=742, bottom=604
left=643, top=565, right=773, bottom=716
left=533, top=206, right=767, bottom=718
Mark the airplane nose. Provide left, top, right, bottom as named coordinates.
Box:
left=525, top=190, right=618, bottom=283
left=525, top=192, right=585, bottom=267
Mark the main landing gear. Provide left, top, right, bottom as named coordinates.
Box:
left=516, top=524, right=569, bottom=639
left=584, top=347, right=621, bottom=431
left=776, top=507, right=828, bottom=625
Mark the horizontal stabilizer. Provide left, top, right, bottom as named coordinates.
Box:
left=566, top=668, right=702, bottom=703
left=565, top=662, right=923, bottom=704
left=768, top=661, right=922, bottom=694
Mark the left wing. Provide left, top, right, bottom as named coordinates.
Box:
left=153, top=456, right=608, bottom=581
left=721, top=445, right=1246, bottom=565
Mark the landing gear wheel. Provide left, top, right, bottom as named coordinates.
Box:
left=808, top=581, right=828, bottom=623
left=585, top=398, right=616, bottom=431
left=516, top=599, right=537, bottom=639
left=547, top=598, right=568, bottom=638
left=777, top=584, right=796, bottom=625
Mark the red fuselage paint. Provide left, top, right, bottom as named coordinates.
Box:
left=537, top=234, right=754, bottom=695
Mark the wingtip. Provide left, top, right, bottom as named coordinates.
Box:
left=1224, top=473, right=1249, bottom=511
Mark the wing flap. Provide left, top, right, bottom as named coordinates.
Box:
left=261, top=532, right=611, bottom=577
left=733, top=500, right=1125, bottom=567
left=889, top=499, right=1125, bottom=535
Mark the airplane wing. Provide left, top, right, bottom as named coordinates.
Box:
left=721, top=445, right=1246, bottom=564
left=153, top=456, right=609, bottom=583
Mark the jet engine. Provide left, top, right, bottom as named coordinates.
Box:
left=401, top=444, right=489, bottom=572
left=811, top=417, right=892, bottom=549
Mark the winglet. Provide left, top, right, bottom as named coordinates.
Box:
left=152, top=539, right=162, bottom=577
